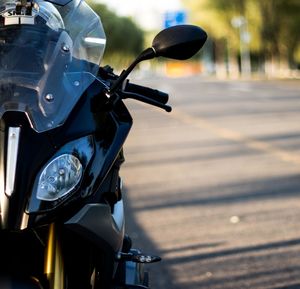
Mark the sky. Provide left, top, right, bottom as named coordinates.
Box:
left=97, top=0, right=183, bottom=30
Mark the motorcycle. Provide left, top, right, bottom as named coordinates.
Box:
left=0, top=0, right=207, bottom=288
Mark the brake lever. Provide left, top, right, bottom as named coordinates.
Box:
left=120, top=91, right=172, bottom=112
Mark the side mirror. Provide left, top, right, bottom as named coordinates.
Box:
left=152, top=25, right=207, bottom=60
left=109, top=25, right=207, bottom=94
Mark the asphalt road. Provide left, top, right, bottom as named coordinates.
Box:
left=121, top=76, right=300, bottom=289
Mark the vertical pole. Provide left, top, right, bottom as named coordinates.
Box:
left=232, top=16, right=251, bottom=78
left=239, top=19, right=251, bottom=77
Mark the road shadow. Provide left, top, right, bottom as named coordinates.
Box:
left=125, top=129, right=300, bottom=169
left=158, top=237, right=300, bottom=289
left=123, top=172, right=300, bottom=289
left=123, top=187, right=181, bottom=289
left=125, top=183, right=300, bottom=289
left=166, top=238, right=300, bottom=264
left=273, top=285, right=300, bottom=289
left=131, top=173, right=300, bottom=212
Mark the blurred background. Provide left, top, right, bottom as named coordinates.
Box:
left=89, top=0, right=300, bottom=79
left=90, top=0, right=300, bottom=288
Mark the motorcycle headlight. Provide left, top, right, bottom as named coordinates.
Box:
left=27, top=136, right=94, bottom=214
left=37, top=154, right=83, bottom=201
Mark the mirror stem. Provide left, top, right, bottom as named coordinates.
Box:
left=109, top=48, right=156, bottom=95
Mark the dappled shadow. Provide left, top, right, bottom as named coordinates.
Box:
left=123, top=189, right=180, bottom=289
left=194, top=264, right=300, bottom=289
left=174, top=242, right=300, bottom=289
left=192, top=107, right=300, bottom=119
left=125, top=138, right=231, bottom=155
left=257, top=132, right=300, bottom=142
left=166, top=238, right=300, bottom=264
left=125, top=145, right=261, bottom=168
left=273, top=285, right=300, bottom=289
left=132, top=173, right=300, bottom=212
left=125, top=184, right=300, bottom=289
left=125, top=129, right=300, bottom=168
left=154, top=236, right=300, bottom=289
left=160, top=242, right=224, bottom=254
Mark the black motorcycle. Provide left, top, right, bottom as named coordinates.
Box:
left=0, top=0, right=207, bottom=288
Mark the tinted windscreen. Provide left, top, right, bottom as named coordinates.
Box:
left=0, top=25, right=96, bottom=132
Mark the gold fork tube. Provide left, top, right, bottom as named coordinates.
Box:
left=44, top=223, right=64, bottom=289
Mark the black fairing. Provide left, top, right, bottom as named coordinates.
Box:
left=0, top=112, right=56, bottom=230
left=0, top=78, right=132, bottom=230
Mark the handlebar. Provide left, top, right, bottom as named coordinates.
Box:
left=98, top=66, right=172, bottom=112
left=125, top=83, right=169, bottom=104
left=120, top=90, right=172, bottom=112
left=122, top=81, right=172, bottom=112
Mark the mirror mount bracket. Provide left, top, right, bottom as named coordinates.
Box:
left=109, top=47, right=156, bottom=95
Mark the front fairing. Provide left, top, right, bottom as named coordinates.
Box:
left=0, top=0, right=115, bottom=230
left=0, top=111, right=56, bottom=230
left=0, top=79, right=133, bottom=230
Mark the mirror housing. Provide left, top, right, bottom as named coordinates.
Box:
left=152, top=25, right=207, bottom=60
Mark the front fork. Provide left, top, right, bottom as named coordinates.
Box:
left=44, top=223, right=65, bottom=289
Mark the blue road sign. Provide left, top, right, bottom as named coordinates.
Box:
left=164, top=10, right=187, bottom=28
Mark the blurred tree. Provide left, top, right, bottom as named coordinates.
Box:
left=183, top=0, right=257, bottom=77
left=258, top=0, right=300, bottom=69
left=87, top=2, right=144, bottom=68
left=183, top=0, right=300, bottom=77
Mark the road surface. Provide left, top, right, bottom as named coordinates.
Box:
left=121, top=77, right=300, bottom=289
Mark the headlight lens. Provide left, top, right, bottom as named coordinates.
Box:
left=37, top=154, right=83, bottom=201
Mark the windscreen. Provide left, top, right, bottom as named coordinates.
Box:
left=0, top=0, right=106, bottom=132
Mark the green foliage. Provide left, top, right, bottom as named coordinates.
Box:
left=257, top=0, right=300, bottom=60
left=183, top=0, right=300, bottom=70
left=88, top=2, right=145, bottom=68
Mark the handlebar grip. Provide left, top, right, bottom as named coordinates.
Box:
left=125, top=83, right=169, bottom=104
